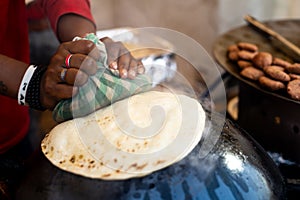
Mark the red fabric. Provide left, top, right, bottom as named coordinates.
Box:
left=36, top=0, right=95, bottom=36
left=0, top=0, right=94, bottom=153
left=27, top=1, right=46, bottom=21
left=0, top=0, right=30, bottom=154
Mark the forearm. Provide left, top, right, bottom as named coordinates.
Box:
left=0, top=55, right=28, bottom=98
left=57, top=14, right=96, bottom=42
left=36, top=0, right=96, bottom=42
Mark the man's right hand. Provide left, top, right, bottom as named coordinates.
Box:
left=40, top=39, right=100, bottom=110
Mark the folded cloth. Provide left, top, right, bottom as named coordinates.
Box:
left=52, top=33, right=152, bottom=122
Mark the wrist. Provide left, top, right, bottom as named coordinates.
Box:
left=18, top=65, right=37, bottom=106
left=18, top=65, right=47, bottom=110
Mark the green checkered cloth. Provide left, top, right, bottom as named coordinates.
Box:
left=52, top=33, right=152, bottom=122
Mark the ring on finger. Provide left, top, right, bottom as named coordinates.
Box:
left=65, top=54, right=72, bottom=68
left=60, top=68, right=68, bottom=82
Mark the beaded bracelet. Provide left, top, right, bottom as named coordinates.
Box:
left=25, top=65, right=47, bottom=110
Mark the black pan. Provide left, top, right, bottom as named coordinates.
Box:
left=15, top=111, right=285, bottom=199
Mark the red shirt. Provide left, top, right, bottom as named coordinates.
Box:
left=0, top=0, right=94, bottom=153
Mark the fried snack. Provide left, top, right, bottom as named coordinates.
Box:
left=252, top=52, right=273, bottom=69
left=238, top=50, right=257, bottom=61
left=228, top=51, right=239, bottom=61
left=237, top=42, right=258, bottom=52
left=237, top=60, right=253, bottom=69
left=286, top=63, right=300, bottom=74
left=226, top=42, right=300, bottom=101
left=227, top=44, right=239, bottom=52
left=272, top=57, right=292, bottom=69
left=264, top=66, right=290, bottom=82
left=258, top=76, right=285, bottom=91
left=240, top=67, right=264, bottom=81
left=289, top=73, right=300, bottom=80
left=287, top=79, right=300, bottom=100
left=264, top=65, right=285, bottom=71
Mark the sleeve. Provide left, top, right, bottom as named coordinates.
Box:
left=36, top=0, right=96, bottom=35
left=27, top=1, right=46, bottom=21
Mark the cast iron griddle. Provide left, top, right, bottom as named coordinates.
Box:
left=15, top=118, right=285, bottom=199
left=213, top=19, right=300, bottom=104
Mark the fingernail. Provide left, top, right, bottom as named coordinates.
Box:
left=137, top=66, right=145, bottom=74
left=110, top=61, right=118, bottom=70
left=121, top=69, right=128, bottom=78
left=128, top=70, right=136, bottom=78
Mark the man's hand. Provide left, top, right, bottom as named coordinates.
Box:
left=40, top=40, right=100, bottom=109
left=101, top=37, right=145, bottom=79
left=40, top=37, right=145, bottom=110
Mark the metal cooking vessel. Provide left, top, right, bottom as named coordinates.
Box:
left=16, top=112, right=285, bottom=199
left=213, top=19, right=300, bottom=164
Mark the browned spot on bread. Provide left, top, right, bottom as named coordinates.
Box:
left=156, top=160, right=166, bottom=165
left=59, top=160, right=66, bottom=164
left=102, top=173, right=111, bottom=178
left=128, top=163, right=148, bottom=170
left=69, top=155, right=76, bottom=163
left=136, top=163, right=148, bottom=170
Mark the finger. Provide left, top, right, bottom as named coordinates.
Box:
left=60, top=68, right=89, bottom=86
left=100, top=37, right=117, bottom=69
left=109, top=61, right=118, bottom=70
left=118, top=52, right=131, bottom=79
left=61, top=40, right=101, bottom=60
left=137, top=60, right=145, bottom=74
left=127, top=59, right=138, bottom=79
left=100, top=37, right=114, bottom=43
left=105, top=42, right=122, bottom=69
left=67, top=54, right=98, bottom=75
left=53, top=84, right=78, bottom=99
left=41, top=77, right=79, bottom=109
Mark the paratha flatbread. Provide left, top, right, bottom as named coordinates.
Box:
left=41, top=91, right=206, bottom=180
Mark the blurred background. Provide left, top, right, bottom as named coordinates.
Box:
left=90, top=0, right=300, bottom=54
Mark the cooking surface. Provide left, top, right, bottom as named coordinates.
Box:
left=15, top=118, right=284, bottom=200
left=213, top=19, right=300, bottom=104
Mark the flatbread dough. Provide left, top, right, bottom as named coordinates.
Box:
left=41, top=91, right=206, bottom=180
